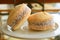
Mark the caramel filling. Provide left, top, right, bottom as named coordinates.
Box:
left=29, top=20, right=54, bottom=26
left=9, top=6, right=28, bottom=27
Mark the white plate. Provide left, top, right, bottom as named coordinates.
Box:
left=1, top=14, right=60, bottom=39
left=1, top=21, right=59, bottom=39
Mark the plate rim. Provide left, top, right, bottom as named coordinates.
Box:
left=1, top=22, right=60, bottom=39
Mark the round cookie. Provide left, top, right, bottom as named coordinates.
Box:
left=7, top=4, right=31, bottom=30
left=28, top=12, right=55, bottom=30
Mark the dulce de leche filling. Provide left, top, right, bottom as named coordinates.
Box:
left=9, top=13, right=24, bottom=27
left=9, top=6, right=28, bottom=27
left=29, top=20, right=54, bottom=26
left=9, top=11, right=26, bottom=27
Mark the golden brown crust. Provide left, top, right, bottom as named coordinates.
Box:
left=12, top=8, right=31, bottom=30
left=7, top=4, right=31, bottom=30
left=28, top=12, right=54, bottom=31
left=28, top=12, right=53, bottom=23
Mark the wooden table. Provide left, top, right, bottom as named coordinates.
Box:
left=0, top=0, right=60, bottom=4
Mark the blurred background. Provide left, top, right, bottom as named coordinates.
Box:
left=0, top=0, right=60, bottom=40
